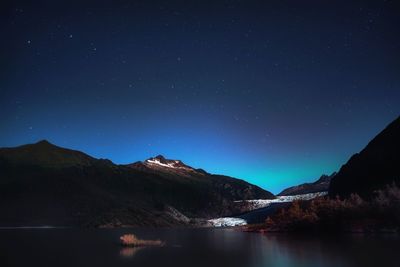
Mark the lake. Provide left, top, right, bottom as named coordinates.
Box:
left=1, top=228, right=399, bottom=267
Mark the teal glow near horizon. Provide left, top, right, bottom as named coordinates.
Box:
left=1, top=1, right=400, bottom=195
left=0, top=118, right=391, bottom=195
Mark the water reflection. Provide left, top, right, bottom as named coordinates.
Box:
left=256, top=234, right=400, bottom=267
left=257, top=235, right=348, bottom=267
left=1, top=228, right=399, bottom=267
left=119, top=246, right=144, bottom=258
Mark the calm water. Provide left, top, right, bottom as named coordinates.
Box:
left=1, top=228, right=399, bottom=267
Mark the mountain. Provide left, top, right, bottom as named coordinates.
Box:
left=0, top=141, right=274, bottom=227
left=329, top=116, right=400, bottom=198
left=127, top=155, right=208, bottom=177
left=278, top=173, right=335, bottom=196
left=0, top=140, right=96, bottom=167
left=126, top=155, right=275, bottom=206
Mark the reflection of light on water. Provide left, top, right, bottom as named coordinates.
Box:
left=119, top=247, right=144, bottom=258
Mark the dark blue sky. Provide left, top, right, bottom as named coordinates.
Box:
left=1, top=0, right=399, bottom=193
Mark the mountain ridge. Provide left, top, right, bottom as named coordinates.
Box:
left=329, top=116, right=400, bottom=198
left=278, top=173, right=335, bottom=196
left=0, top=139, right=97, bottom=168
left=0, top=140, right=274, bottom=227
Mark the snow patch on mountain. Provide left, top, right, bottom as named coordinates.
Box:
left=208, top=217, right=247, bottom=227
left=209, top=191, right=327, bottom=227
left=146, top=158, right=179, bottom=168
left=235, top=191, right=328, bottom=210
left=144, top=156, right=194, bottom=171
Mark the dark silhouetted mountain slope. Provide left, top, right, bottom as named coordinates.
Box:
left=278, top=173, right=335, bottom=196
left=329, top=116, right=400, bottom=198
left=0, top=141, right=273, bottom=227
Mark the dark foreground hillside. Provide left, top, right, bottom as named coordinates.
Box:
left=0, top=140, right=273, bottom=227
left=329, top=116, right=400, bottom=198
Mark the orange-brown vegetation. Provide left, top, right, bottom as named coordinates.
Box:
left=246, top=183, right=400, bottom=233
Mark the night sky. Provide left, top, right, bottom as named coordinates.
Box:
left=1, top=1, right=399, bottom=193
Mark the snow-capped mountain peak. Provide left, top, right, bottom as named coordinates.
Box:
left=144, top=155, right=191, bottom=169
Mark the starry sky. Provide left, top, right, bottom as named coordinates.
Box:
left=1, top=1, right=399, bottom=194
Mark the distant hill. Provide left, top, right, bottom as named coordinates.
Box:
left=0, top=141, right=273, bottom=227
left=278, top=173, right=335, bottom=196
left=329, top=116, right=400, bottom=198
